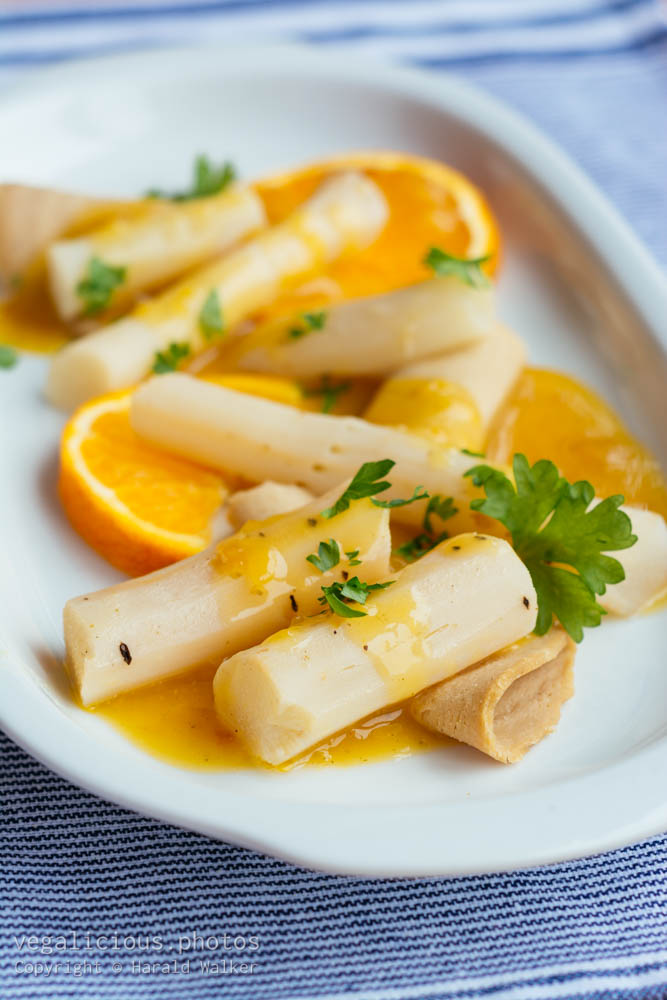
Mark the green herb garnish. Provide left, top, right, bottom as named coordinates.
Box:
left=394, top=493, right=458, bottom=563
left=302, top=375, right=351, bottom=414
left=152, top=342, right=191, bottom=374
left=148, top=155, right=236, bottom=202
left=76, top=257, right=126, bottom=315
left=198, top=289, right=224, bottom=341
left=306, top=538, right=340, bottom=573
left=424, top=246, right=492, bottom=288
left=321, top=459, right=394, bottom=519
left=393, top=533, right=439, bottom=563
left=461, top=448, right=486, bottom=457
left=345, top=549, right=361, bottom=566
left=318, top=577, right=394, bottom=618
left=423, top=494, right=458, bottom=535
left=288, top=311, right=327, bottom=340
left=465, top=454, right=637, bottom=642
left=0, top=344, right=18, bottom=369
left=372, top=485, right=429, bottom=509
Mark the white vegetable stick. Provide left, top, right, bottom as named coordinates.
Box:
left=130, top=374, right=667, bottom=615
left=410, top=629, right=575, bottom=764
left=65, top=488, right=390, bottom=706
left=362, top=324, right=524, bottom=452
left=45, top=172, right=388, bottom=411
left=47, top=185, right=266, bottom=321
left=211, top=482, right=315, bottom=542
left=213, top=533, right=537, bottom=765
left=600, top=505, right=667, bottom=615
left=130, top=373, right=479, bottom=527
left=225, top=482, right=313, bottom=530
left=233, top=277, right=494, bottom=377
left=395, top=322, right=525, bottom=427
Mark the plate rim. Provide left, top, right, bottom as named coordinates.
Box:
left=1, top=42, right=666, bottom=877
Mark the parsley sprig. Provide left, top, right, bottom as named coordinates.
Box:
left=306, top=540, right=365, bottom=573
left=394, top=494, right=458, bottom=563
left=321, top=460, right=394, bottom=519
left=424, top=246, right=492, bottom=289
left=465, top=454, right=637, bottom=642
left=148, top=155, right=236, bottom=202
left=289, top=311, right=327, bottom=340
left=302, top=375, right=351, bottom=413
left=76, top=257, right=126, bottom=315
left=199, top=289, right=224, bottom=341
left=318, top=577, right=394, bottom=618
left=152, top=342, right=191, bottom=374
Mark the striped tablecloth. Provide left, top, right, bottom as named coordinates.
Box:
left=1, top=2, right=666, bottom=998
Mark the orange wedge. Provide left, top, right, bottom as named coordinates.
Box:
left=58, top=373, right=329, bottom=576
left=249, top=150, right=501, bottom=323
left=59, top=389, right=229, bottom=577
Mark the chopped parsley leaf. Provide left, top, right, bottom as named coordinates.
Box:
left=302, top=375, right=351, bottom=413
left=152, top=341, right=191, bottom=374
left=318, top=577, right=394, bottom=618
left=76, top=257, right=126, bottom=315
left=288, top=311, right=327, bottom=340
left=148, top=155, right=236, bottom=202
left=372, top=485, right=429, bottom=509
left=321, top=459, right=394, bottom=519
left=0, top=344, right=18, bottom=370
left=306, top=538, right=340, bottom=573
left=198, top=289, right=224, bottom=341
left=424, top=246, right=492, bottom=289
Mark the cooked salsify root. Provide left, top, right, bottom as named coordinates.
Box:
left=213, top=533, right=537, bottom=765
left=65, top=486, right=390, bottom=706
left=46, top=171, right=389, bottom=410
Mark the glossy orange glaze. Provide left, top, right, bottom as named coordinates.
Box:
left=487, top=368, right=667, bottom=518
left=94, top=663, right=447, bottom=771
left=0, top=268, right=69, bottom=352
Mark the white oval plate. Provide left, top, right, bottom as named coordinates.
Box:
left=1, top=45, right=666, bottom=877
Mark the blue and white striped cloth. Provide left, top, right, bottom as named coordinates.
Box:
left=1, top=3, right=666, bottom=998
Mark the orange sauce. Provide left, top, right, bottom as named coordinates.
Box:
left=0, top=268, right=69, bottom=352
left=94, top=365, right=667, bottom=770
left=93, top=664, right=446, bottom=770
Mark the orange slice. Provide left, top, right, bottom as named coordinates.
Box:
left=59, top=373, right=338, bottom=577
left=250, top=150, right=500, bottom=323
left=59, top=389, right=229, bottom=577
